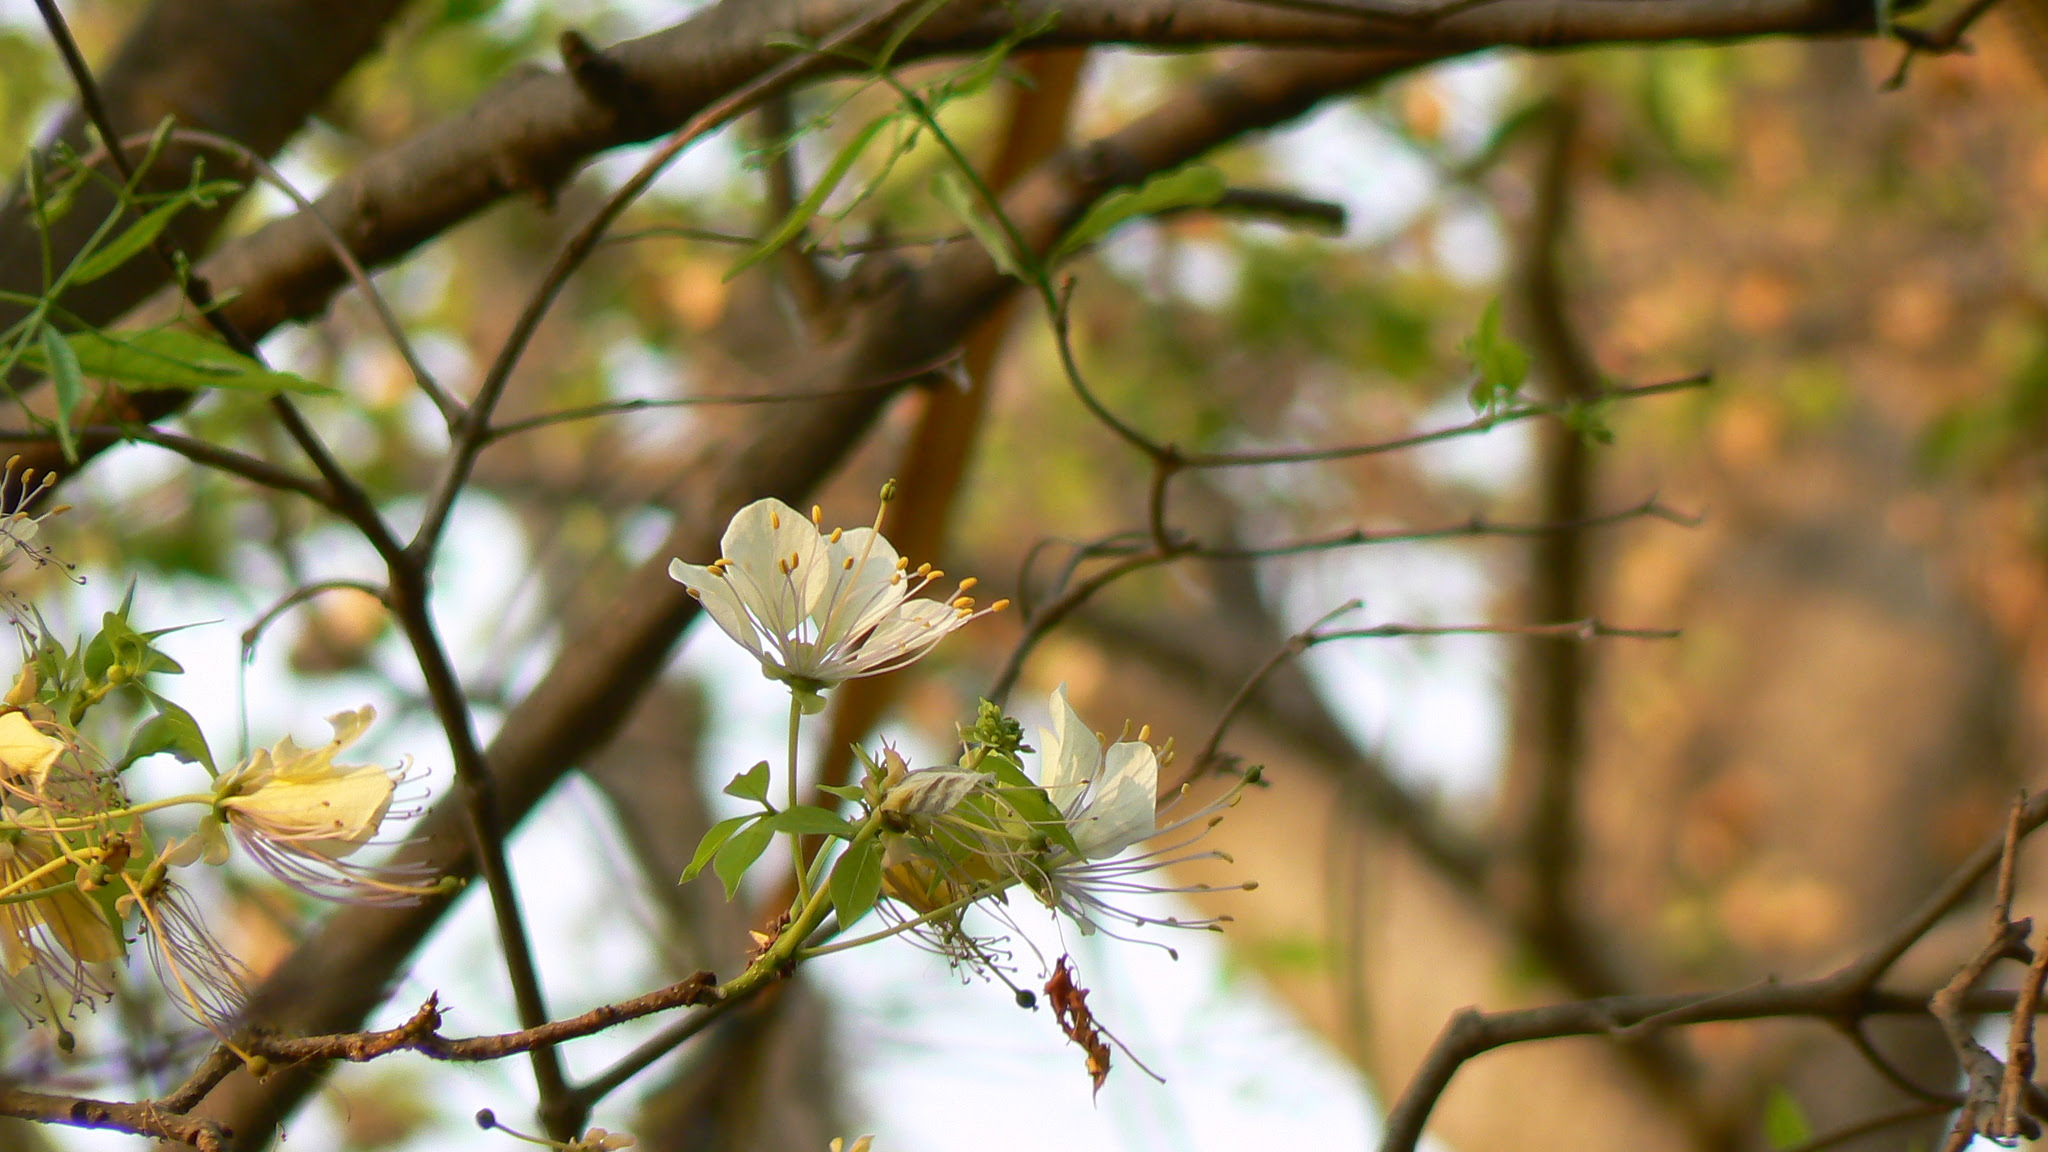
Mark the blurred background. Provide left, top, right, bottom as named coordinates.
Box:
left=2, top=1, right=2046, bottom=1149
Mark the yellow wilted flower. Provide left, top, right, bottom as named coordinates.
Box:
left=206, top=707, right=442, bottom=904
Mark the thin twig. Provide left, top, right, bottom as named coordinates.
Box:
left=238, top=578, right=388, bottom=658
left=408, top=0, right=929, bottom=564
left=27, top=1, right=575, bottom=1123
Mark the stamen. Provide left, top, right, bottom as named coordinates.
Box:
left=831, top=527, right=844, bottom=543
left=958, top=577, right=978, bottom=592
left=812, top=504, right=823, bottom=526
left=844, top=557, right=856, bottom=570
left=770, top=510, right=781, bottom=529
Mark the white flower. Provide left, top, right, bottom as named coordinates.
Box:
left=1026, top=686, right=1252, bottom=941
left=1038, top=684, right=1157, bottom=859
left=202, top=707, right=441, bottom=904
left=669, top=496, right=1003, bottom=711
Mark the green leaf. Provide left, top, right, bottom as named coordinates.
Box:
left=818, top=782, right=868, bottom=803
left=829, top=836, right=884, bottom=927
left=771, top=804, right=858, bottom=838
left=681, top=814, right=757, bottom=884
left=723, top=761, right=773, bottom=804
left=986, top=757, right=1079, bottom=857
left=69, top=198, right=187, bottom=286
left=712, top=817, right=777, bottom=900
left=1762, top=1088, right=1811, bottom=1150
left=933, top=167, right=1027, bottom=281
left=19, top=327, right=329, bottom=395
left=118, top=699, right=214, bottom=775
left=38, top=326, right=82, bottom=465
left=1462, top=298, right=1529, bottom=417
left=1052, top=164, right=1227, bottom=263
left=727, top=113, right=896, bottom=282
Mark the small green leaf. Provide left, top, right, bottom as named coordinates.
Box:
left=1762, top=1088, right=1811, bottom=1150
left=818, top=782, right=868, bottom=803
left=723, top=761, right=773, bottom=804
left=1053, top=164, right=1227, bottom=263
left=728, top=113, right=897, bottom=281
left=118, top=700, right=214, bottom=775
left=681, top=814, right=757, bottom=883
left=69, top=198, right=188, bottom=285
left=38, top=326, right=83, bottom=465
left=771, top=804, right=858, bottom=838
left=712, top=817, right=778, bottom=900
left=19, top=327, right=329, bottom=395
left=933, top=167, right=1027, bottom=281
left=1462, top=298, right=1529, bottom=417
left=829, top=836, right=884, bottom=927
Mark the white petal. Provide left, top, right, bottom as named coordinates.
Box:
left=812, top=526, right=907, bottom=650
left=718, top=498, right=827, bottom=637
left=1038, top=684, right=1099, bottom=814
left=1072, top=741, right=1157, bottom=859
left=828, top=598, right=959, bottom=677
left=671, top=559, right=771, bottom=664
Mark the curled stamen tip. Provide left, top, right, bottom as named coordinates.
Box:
left=881, top=479, right=898, bottom=502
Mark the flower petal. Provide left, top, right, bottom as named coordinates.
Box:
left=1071, top=741, right=1156, bottom=859
left=671, top=559, right=770, bottom=663
left=812, top=526, right=907, bottom=649
left=718, top=498, right=827, bottom=637
left=826, top=598, right=960, bottom=678
left=1038, top=684, right=1099, bottom=815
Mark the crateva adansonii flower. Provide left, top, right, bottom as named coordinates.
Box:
left=197, top=706, right=443, bottom=905
left=1014, top=686, right=1258, bottom=943
left=668, top=488, right=1006, bottom=712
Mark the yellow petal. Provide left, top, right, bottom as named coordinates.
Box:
left=0, top=712, right=62, bottom=782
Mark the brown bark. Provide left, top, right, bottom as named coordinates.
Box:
left=0, top=0, right=410, bottom=339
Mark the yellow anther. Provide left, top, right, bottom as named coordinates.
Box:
left=951, top=596, right=974, bottom=610
left=1137, top=725, right=1152, bottom=744
left=915, top=562, right=932, bottom=576
left=990, top=598, right=1011, bottom=612
left=880, top=479, right=898, bottom=502
left=889, top=573, right=903, bottom=585
left=812, top=505, right=823, bottom=526
left=778, top=559, right=790, bottom=575
left=957, top=577, right=978, bottom=592
left=895, top=557, right=909, bottom=570
left=1242, top=881, right=1259, bottom=891
left=830, top=527, right=844, bottom=543
left=770, top=510, right=780, bottom=529
left=843, top=557, right=855, bottom=570
left=928, top=569, right=944, bottom=581
left=789, top=550, right=801, bottom=568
